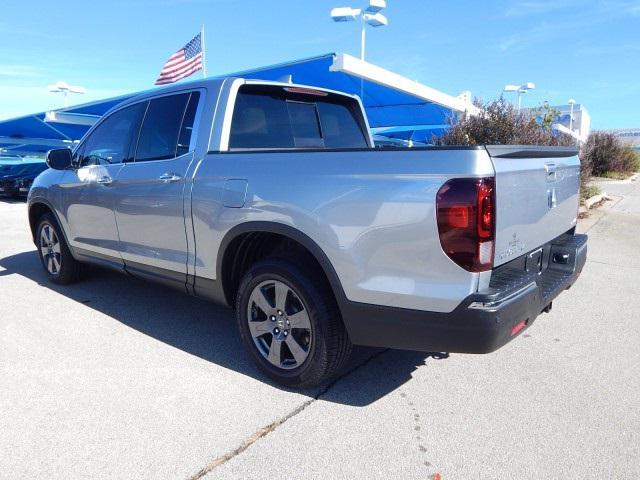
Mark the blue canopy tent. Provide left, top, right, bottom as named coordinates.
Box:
left=0, top=95, right=133, bottom=155
left=0, top=53, right=475, bottom=154
left=226, top=53, right=464, bottom=132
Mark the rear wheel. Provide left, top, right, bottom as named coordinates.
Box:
left=36, top=213, right=82, bottom=284
left=236, top=258, right=352, bottom=388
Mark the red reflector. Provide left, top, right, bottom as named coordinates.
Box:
left=477, top=178, right=494, bottom=239
left=511, top=320, right=527, bottom=336
left=447, top=205, right=470, bottom=228
left=284, top=87, right=329, bottom=96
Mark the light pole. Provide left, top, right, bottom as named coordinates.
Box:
left=503, top=82, right=535, bottom=112
left=48, top=80, right=86, bottom=108
left=331, top=0, right=388, bottom=61
left=568, top=98, right=576, bottom=132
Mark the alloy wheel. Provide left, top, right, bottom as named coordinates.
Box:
left=247, top=279, right=313, bottom=370
left=40, top=224, right=62, bottom=275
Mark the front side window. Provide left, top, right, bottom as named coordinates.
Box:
left=80, top=103, right=145, bottom=166
left=228, top=85, right=369, bottom=151
left=135, top=93, right=191, bottom=162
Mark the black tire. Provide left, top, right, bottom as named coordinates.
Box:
left=236, top=257, right=352, bottom=389
left=36, top=213, right=82, bottom=284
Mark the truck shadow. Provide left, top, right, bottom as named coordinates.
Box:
left=0, top=250, right=440, bottom=406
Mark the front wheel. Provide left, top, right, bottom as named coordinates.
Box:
left=36, top=213, right=82, bottom=284
left=236, top=258, right=352, bottom=389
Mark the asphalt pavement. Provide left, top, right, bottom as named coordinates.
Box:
left=1, top=181, right=638, bottom=480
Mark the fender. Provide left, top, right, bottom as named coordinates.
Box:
left=28, top=197, right=71, bottom=248
left=216, top=221, right=349, bottom=311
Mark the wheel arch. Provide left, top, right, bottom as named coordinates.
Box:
left=28, top=199, right=66, bottom=245
left=217, top=222, right=348, bottom=314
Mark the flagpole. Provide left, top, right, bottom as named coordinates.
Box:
left=201, top=24, right=207, bottom=78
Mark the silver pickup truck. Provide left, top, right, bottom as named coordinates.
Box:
left=29, top=78, right=587, bottom=388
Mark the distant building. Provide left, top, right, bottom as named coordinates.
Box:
left=606, top=129, right=640, bottom=152
left=550, top=103, right=591, bottom=143
left=524, top=102, right=591, bottom=143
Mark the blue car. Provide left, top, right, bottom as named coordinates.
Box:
left=0, top=155, right=48, bottom=197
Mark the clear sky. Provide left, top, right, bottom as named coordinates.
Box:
left=1, top=0, right=638, bottom=128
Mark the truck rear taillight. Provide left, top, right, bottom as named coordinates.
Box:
left=436, top=177, right=495, bottom=272
left=477, top=180, right=494, bottom=239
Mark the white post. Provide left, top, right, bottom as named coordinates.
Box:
left=569, top=103, right=575, bottom=132
left=360, top=19, right=366, bottom=61
left=201, top=24, right=207, bottom=78
left=517, top=92, right=522, bottom=112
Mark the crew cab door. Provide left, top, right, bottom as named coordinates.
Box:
left=58, top=102, right=146, bottom=261
left=112, top=91, right=201, bottom=286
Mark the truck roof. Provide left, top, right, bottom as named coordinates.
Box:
left=111, top=77, right=362, bottom=114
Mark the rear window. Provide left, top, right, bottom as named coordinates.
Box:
left=229, top=85, right=369, bottom=150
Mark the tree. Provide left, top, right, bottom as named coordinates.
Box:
left=435, top=98, right=575, bottom=147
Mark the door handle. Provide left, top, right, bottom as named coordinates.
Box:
left=96, top=176, right=113, bottom=185
left=159, top=172, right=182, bottom=183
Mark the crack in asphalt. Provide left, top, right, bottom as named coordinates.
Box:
left=187, top=348, right=390, bottom=480
left=588, top=259, right=640, bottom=270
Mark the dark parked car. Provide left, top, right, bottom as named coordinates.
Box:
left=0, top=157, right=48, bottom=197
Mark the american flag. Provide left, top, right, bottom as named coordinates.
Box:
left=155, top=33, right=203, bottom=85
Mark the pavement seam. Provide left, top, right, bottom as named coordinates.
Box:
left=187, top=348, right=390, bottom=480
left=588, top=259, right=640, bottom=270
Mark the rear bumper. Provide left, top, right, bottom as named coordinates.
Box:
left=342, top=233, right=587, bottom=353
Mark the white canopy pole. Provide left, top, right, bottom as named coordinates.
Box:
left=360, top=19, right=366, bottom=61
left=330, top=53, right=480, bottom=116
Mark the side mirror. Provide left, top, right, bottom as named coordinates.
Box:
left=46, top=148, right=73, bottom=170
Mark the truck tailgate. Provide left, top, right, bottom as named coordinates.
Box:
left=487, top=146, right=581, bottom=267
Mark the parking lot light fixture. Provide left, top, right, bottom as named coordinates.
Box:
left=48, top=81, right=86, bottom=108
left=330, top=6, right=362, bottom=22
left=331, top=1, right=388, bottom=61
left=503, top=82, right=535, bottom=112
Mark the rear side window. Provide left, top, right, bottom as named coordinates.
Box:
left=177, top=92, right=200, bottom=157
left=135, top=92, right=199, bottom=162
left=229, top=85, right=369, bottom=150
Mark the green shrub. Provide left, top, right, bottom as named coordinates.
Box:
left=581, top=132, right=638, bottom=179
left=621, top=146, right=640, bottom=173
left=600, top=171, right=628, bottom=180
left=435, top=98, right=576, bottom=147
left=581, top=184, right=601, bottom=202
